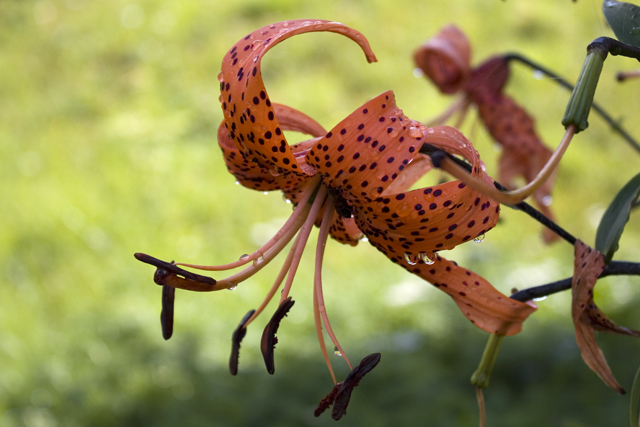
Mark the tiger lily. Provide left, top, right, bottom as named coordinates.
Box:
left=414, top=24, right=562, bottom=243
left=136, top=20, right=536, bottom=419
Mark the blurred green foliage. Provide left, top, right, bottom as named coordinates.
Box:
left=2, top=0, right=640, bottom=426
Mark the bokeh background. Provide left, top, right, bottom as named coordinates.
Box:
left=3, top=0, right=640, bottom=426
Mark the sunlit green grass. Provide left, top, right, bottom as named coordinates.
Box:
left=2, top=1, right=640, bottom=426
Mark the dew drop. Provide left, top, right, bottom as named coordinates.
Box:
left=334, top=346, right=342, bottom=357
left=408, top=126, right=423, bottom=139
left=474, top=233, right=485, bottom=243
left=420, top=253, right=435, bottom=265
left=404, top=252, right=417, bottom=265
left=360, top=236, right=369, bottom=243
left=263, top=191, right=269, bottom=195
left=228, top=285, right=238, bottom=291
left=235, top=181, right=240, bottom=185
left=533, top=295, right=548, bottom=302
left=269, top=167, right=281, bottom=177
left=396, top=201, right=411, bottom=217
left=217, top=71, right=224, bottom=82
left=413, top=67, right=424, bottom=78
left=253, top=254, right=264, bottom=266
left=239, top=254, right=249, bottom=261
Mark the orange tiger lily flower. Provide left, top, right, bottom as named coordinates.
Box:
left=136, top=20, right=536, bottom=419
left=415, top=25, right=559, bottom=243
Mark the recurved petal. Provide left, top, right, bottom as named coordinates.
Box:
left=400, top=253, right=536, bottom=336
left=354, top=180, right=498, bottom=257
left=351, top=124, right=499, bottom=257
left=219, top=20, right=376, bottom=175
left=306, top=91, right=426, bottom=203
left=218, top=121, right=311, bottom=193
left=414, top=24, right=471, bottom=94
left=571, top=240, right=625, bottom=393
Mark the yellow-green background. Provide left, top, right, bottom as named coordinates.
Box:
left=2, top=0, right=640, bottom=426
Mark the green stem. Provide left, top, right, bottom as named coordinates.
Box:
left=471, top=334, right=505, bottom=389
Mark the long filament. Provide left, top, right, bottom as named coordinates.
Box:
left=313, top=197, right=338, bottom=384
left=278, top=185, right=329, bottom=303
left=314, top=197, right=353, bottom=370
left=178, top=175, right=322, bottom=271
left=242, top=231, right=302, bottom=329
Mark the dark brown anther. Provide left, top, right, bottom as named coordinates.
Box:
left=314, top=383, right=341, bottom=417
left=331, top=353, right=382, bottom=420
left=260, top=297, right=295, bottom=375
left=134, top=253, right=217, bottom=291
left=160, top=285, right=175, bottom=340
left=229, top=309, right=256, bottom=376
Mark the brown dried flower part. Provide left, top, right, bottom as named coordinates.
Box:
left=261, top=297, right=295, bottom=375
left=571, top=240, right=640, bottom=394
left=413, top=24, right=471, bottom=94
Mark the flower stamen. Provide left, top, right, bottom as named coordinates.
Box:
left=314, top=197, right=353, bottom=372
left=177, top=175, right=322, bottom=272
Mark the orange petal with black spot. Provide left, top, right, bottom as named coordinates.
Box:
left=218, top=121, right=311, bottom=193
left=399, top=254, right=536, bottom=336
left=306, top=91, right=425, bottom=203
left=354, top=179, right=499, bottom=257
left=219, top=20, right=376, bottom=175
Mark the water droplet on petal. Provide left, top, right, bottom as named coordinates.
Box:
left=360, top=236, right=369, bottom=243
left=217, top=71, right=224, bottom=82
left=263, top=191, right=269, bottom=195
left=408, top=126, right=423, bottom=139
left=228, top=285, right=237, bottom=291
left=420, top=253, right=435, bottom=265
left=235, top=181, right=240, bottom=185
left=474, top=233, right=485, bottom=243
left=253, top=254, right=264, bottom=266
left=239, top=254, right=249, bottom=261
left=533, top=295, right=548, bottom=302
left=269, top=167, right=281, bottom=177
left=334, top=346, right=342, bottom=357
left=396, top=201, right=411, bottom=217
left=404, top=252, right=417, bottom=265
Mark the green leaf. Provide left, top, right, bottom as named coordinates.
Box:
left=603, top=0, right=640, bottom=48
left=630, top=365, right=640, bottom=427
left=595, top=172, right=640, bottom=263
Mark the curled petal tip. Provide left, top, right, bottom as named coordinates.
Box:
left=414, top=24, right=471, bottom=94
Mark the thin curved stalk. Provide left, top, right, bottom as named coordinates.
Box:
left=434, top=126, right=575, bottom=205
